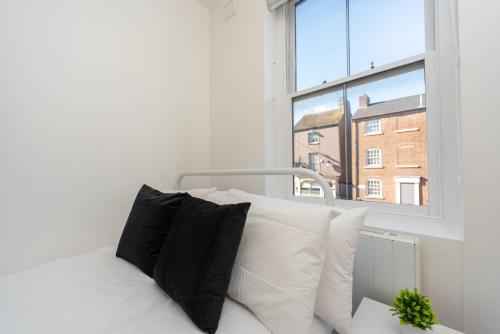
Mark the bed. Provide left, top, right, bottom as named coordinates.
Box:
left=0, top=168, right=362, bottom=334
left=0, top=247, right=331, bottom=334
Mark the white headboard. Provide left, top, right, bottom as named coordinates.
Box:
left=175, top=168, right=335, bottom=206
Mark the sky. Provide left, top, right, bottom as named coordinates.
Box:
left=294, top=0, right=426, bottom=124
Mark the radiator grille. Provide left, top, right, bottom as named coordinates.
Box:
left=352, top=230, right=421, bottom=313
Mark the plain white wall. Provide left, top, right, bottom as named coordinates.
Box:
left=209, top=0, right=268, bottom=193
left=459, top=0, right=500, bottom=333
left=0, top=0, right=210, bottom=275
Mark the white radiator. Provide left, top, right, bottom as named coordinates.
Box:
left=352, top=230, right=421, bottom=313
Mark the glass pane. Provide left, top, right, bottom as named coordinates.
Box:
left=349, top=0, right=425, bottom=75
left=293, top=89, right=351, bottom=199
left=295, top=0, right=347, bottom=91
left=347, top=66, right=428, bottom=206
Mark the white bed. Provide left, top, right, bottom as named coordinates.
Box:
left=0, top=247, right=332, bottom=334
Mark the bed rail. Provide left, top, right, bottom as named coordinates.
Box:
left=175, top=168, right=335, bottom=206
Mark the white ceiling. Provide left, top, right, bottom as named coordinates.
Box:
left=197, top=0, right=213, bottom=9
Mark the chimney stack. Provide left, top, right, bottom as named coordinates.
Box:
left=359, top=94, right=370, bottom=108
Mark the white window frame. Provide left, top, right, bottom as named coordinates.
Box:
left=365, top=119, right=382, bottom=135
left=367, top=179, right=383, bottom=198
left=366, top=148, right=382, bottom=168
left=265, top=0, right=463, bottom=240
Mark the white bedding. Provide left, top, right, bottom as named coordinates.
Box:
left=0, top=247, right=332, bottom=334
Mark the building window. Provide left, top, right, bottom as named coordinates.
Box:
left=365, top=120, right=381, bottom=135
left=283, top=0, right=462, bottom=238
left=291, top=0, right=429, bottom=206
left=366, top=149, right=382, bottom=167
left=300, top=182, right=322, bottom=197
left=367, top=179, right=382, bottom=197
left=308, top=153, right=320, bottom=172
left=308, top=132, right=320, bottom=144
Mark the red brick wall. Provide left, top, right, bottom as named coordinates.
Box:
left=351, top=110, right=428, bottom=205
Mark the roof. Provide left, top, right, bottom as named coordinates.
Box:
left=294, top=109, right=344, bottom=131
left=351, top=94, right=426, bottom=120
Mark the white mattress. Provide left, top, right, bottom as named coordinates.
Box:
left=0, top=247, right=332, bottom=334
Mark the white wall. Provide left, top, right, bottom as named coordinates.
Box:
left=209, top=0, right=268, bottom=193
left=420, top=236, right=463, bottom=330
left=459, top=0, right=500, bottom=333
left=0, top=0, right=210, bottom=275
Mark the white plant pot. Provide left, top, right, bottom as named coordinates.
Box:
left=401, top=325, right=427, bottom=334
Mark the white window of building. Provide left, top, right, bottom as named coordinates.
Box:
left=308, top=152, right=320, bottom=172
left=366, top=149, right=382, bottom=167
left=367, top=179, right=382, bottom=197
left=308, top=132, right=320, bottom=144
left=365, top=120, right=381, bottom=135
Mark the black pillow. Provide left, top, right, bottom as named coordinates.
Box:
left=116, top=184, right=190, bottom=277
left=153, top=197, right=251, bottom=334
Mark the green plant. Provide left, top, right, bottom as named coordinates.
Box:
left=390, top=288, right=439, bottom=331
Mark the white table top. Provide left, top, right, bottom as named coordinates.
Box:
left=351, top=298, right=463, bottom=334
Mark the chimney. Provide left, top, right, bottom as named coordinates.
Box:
left=359, top=94, right=370, bottom=108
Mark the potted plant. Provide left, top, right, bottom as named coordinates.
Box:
left=390, top=288, right=439, bottom=334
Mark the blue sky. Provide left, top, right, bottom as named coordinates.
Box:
left=294, top=0, right=426, bottom=124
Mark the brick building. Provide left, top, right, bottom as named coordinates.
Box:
left=351, top=94, right=428, bottom=206
left=293, top=101, right=349, bottom=198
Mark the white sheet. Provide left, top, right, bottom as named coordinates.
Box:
left=0, top=247, right=331, bottom=334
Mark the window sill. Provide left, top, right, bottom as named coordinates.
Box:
left=364, top=210, right=463, bottom=241
left=365, top=132, right=383, bottom=136
left=395, top=128, right=420, bottom=133
left=364, top=166, right=384, bottom=169
left=365, top=195, right=384, bottom=200
left=396, top=165, right=420, bottom=168
left=286, top=195, right=463, bottom=241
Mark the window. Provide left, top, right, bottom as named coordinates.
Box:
left=366, top=149, right=382, bottom=167
left=292, top=0, right=428, bottom=207
left=308, top=152, right=320, bottom=172
left=279, top=0, right=462, bottom=239
left=365, top=120, right=381, bottom=134
left=300, top=182, right=322, bottom=196
left=367, top=179, right=382, bottom=197
left=308, top=132, right=320, bottom=144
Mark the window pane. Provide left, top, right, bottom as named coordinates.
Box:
left=349, top=0, right=425, bottom=74
left=348, top=66, right=427, bottom=206
left=296, top=0, right=347, bottom=91
left=293, top=89, right=351, bottom=199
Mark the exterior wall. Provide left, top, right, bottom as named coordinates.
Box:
left=351, top=110, right=428, bottom=205
left=293, top=111, right=348, bottom=198
left=294, top=126, right=343, bottom=181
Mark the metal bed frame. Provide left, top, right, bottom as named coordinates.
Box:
left=175, top=168, right=335, bottom=206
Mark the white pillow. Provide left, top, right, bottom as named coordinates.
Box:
left=314, top=207, right=368, bottom=334
left=164, top=187, right=217, bottom=200
left=207, top=189, right=334, bottom=334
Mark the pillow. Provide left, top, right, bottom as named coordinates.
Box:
left=153, top=196, right=251, bottom=334
left=116, top=185, right=190, bottom=277
left=169, top=187, right=218, bottom=200
left=206, top=189, right=334, bottom=334
left=314, top=208, right=368, bottom=334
